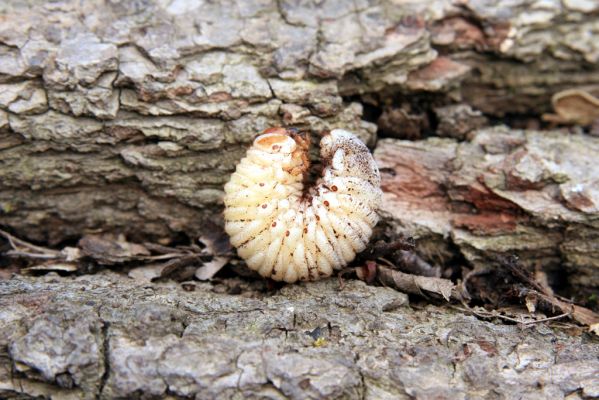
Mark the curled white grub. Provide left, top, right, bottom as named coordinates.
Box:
left=224, top=127, right=382, bottom=283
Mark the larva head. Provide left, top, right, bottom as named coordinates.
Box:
left=321, top=129, right=381, bottom=188
left=253, top=127, right=298, bottom=154
left=252, top=127, right=310, bottom=176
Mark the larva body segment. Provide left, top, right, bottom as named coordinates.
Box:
left=224, top=127, right=382, bottom=283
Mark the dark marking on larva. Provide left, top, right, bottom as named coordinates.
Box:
left=331, top=185, right=338, bottom=192
left=304, top=227, right=308, bottom=233
left=272, top=221, right=277, bottom=227
left=261, top=204, right=268, bottom=208
left=324, top=200, right=330, bottom=207
left=238, top=225, right=270, bottom=248
left=259, top=183, right=265, bottom=187
left=315, top=215, right=320, bottom=221
left=285, top=230, right=290, bottom=237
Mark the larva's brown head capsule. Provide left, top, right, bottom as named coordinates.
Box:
left=254, top=131, right=297, bottom=154
left=250, top=127, right=310, bottom=176
left=224, top=127, right=382, bottom=283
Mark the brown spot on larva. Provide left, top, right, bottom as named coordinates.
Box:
left=285, top=230, right=290, bottom=237
left=259, top=183, right=265, bottom=187
left=331, top=185, right=338, bottom=192
left=272, top=221, right=277, bottom=227
left=315, top=215, right=320, bottom=221
left=304, top=227, right=308, bottom=233
left=261, top=204, right=268, bottom=208
left=324, top=200, right=330, bottom=207
left=272, top=144, right=281, bottom=151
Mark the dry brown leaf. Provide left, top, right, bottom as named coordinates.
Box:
left=61, top=246, right=81, bottom=262
left=128, top=263, right=171, bottom=283
left=373, top=263, right=457, bottom=301
left=195, top=256, right=229, bottom=281
left=525, top=292, right=537, bottom=313
left=22, top=262, right=79, bottom=273
left=198, top=229, right=232, bottom=257
left=79, top=234, right=150, bottom=264
left=501, top=256, right=599, bottom=328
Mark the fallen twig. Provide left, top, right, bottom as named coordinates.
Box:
left=450, top=304, right=572, bottom=326
left=499, top=255, right=599, bottom=328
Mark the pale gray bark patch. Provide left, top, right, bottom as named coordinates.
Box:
left=0, top=273, right=598, bottom=400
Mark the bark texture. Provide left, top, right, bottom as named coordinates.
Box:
left=1, top=0, right=599, bottom=245
left=1, top=273, right=598, bottom=400
left=2, top=2, right=599, bottom=398
left=376, top=127, right=599, bottom=289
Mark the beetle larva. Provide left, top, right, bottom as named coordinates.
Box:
left=224, top=127, right=382, bottom=283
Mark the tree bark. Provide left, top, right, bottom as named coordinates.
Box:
left=376, top=127, right=599, bottom=289
left=2, top=2, right=599, bottom=399
left=1, top=273, right=598, bottom=400
left=1, top=0, right=599, bottom=245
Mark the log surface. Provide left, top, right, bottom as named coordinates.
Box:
left=376, top=127, right=599, bottom=288
left=1, top=273, right=598, bottom=400
left=1, top=0, right=599, bottom=244
left=1, top=2, right=599, bottom=398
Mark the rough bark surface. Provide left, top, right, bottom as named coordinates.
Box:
left=376, top=127, right=599, bottom=289
left=2, top=0, right=599, bottom=245
left=2, top=2, right=599, bottom=398
left=1, top=273, right=598, bottom=400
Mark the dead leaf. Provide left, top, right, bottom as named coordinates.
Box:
left=22, top=262, right=78, bottom=273
left=542, top=89, right=599, bottom=126
left=195, top=256, right=229, bottom=280
left=476, top=340, right=498, bottom=356
left=369, top=263, right=457, bottom=301
left=129, top=254, right=203, bottom=283
left=525, top=292, right=537, bottom=313
left=61, top=246, right=81, bottom=262
left=79, top=234, right=150, bottom=264
left=128, top=263, right=171, bottom=283
left=198, top=229, right=232, bottom=257
left=501, top=256, right=599, bottom=328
